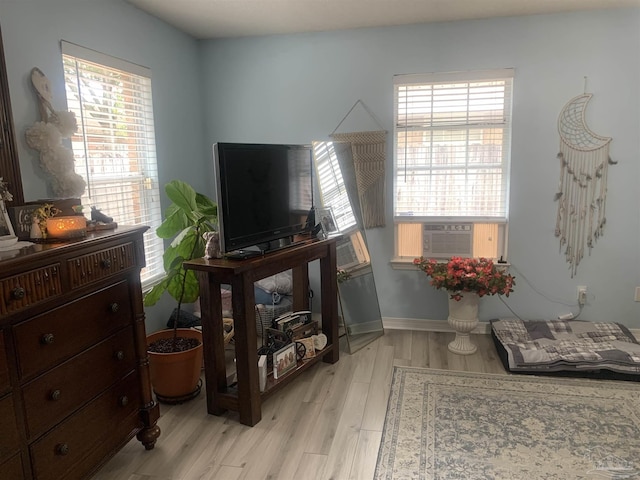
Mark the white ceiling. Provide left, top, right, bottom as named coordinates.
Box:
left=125, top=0, right=640, bottom=39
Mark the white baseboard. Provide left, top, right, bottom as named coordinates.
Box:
left=347, top=320, right=386, bottom=335
left=382, top=317, right=490, bottom=334
left=382, top=317, right=640, bottom=339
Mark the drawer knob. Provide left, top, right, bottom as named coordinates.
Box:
left=41, top=333, right=55, bottom=345
left=11, top=287, right=25, bottom=299
left=114, top=350, right=125, bottom=361
left=119, top=395, right=129, bottom=407
left=101, top=258, right=112, bottom=269
left=109, top=302, right=119, bottom=313
left=50, top=389, right=61, bottom=401
left=56, top=443, right=70, bottom=456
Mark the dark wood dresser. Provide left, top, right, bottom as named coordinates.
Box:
left=0, top=226, right=160, bottom=479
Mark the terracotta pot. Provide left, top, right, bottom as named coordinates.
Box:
left=146, top=328, right=203, bottom=401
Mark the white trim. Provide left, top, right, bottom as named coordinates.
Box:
left=382, top=317, right=640, bottom=340
left=394, top=68, right=515, bottom=85
left=389, top=258, right=511, bottom=270
left=383, top=317, right=490, bottom=334
left=61, top=40, right=151, bottom=78
left=347, top=320, right=386, bottom=336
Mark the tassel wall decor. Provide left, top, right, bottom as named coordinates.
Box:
left=554, top=93, right=616, bottom=277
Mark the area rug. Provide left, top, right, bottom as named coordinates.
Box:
left=375, top=367, right=640, bottom=479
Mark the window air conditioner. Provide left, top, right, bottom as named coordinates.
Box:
left=422, top=224, right=473, bottom=258
left=336, top=231, right=369, bottom=270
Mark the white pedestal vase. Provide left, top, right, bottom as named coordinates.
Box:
left=447, top=292, right=479, bottom=355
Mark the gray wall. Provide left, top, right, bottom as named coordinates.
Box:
left=2, top=2, right=639, bottom=329
left=0, top=0, right=210, bottom=332
left=200, top=9, right=640, bottom=327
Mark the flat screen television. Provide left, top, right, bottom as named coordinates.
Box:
left=213, top=142, right=315, bottom=256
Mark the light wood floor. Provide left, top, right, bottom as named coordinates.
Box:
left=92, top=330, right=509, bottom=480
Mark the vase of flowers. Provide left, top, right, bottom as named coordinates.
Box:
left=414, top=256, right=515, bottom=354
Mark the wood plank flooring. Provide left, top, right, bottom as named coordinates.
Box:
left=92, top=330, right=508, bottom=480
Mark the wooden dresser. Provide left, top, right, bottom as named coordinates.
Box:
left=0, top=226, right=160, bottom=480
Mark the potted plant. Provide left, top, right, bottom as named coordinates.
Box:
left=414, top=256, right=515, bottom=355
left=143, top=179, right=217, bottom=402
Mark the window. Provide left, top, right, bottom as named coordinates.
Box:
left=62, top=42, right=164, bottom=288
left=312, top=141, right=357, bottom=232
left=393, top=69, right=514, bottom=261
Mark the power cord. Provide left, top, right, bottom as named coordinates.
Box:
left=496, top=262, right=581, bottom=321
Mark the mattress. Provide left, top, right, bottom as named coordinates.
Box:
left=491, top=318, right=640, bottom=380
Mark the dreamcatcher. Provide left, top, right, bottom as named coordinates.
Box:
left=554, top=91, right=616, bottom=277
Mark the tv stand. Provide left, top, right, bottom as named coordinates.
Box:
left=184, top=237, right=339, bottom=426
left=224, top=249, right=262, bottom=260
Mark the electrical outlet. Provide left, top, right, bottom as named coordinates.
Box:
left=577, top=286, right=587, bottom=306
left=635, top=287, right=640, bottom=302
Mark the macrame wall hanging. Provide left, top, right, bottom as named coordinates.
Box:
left=554, top=88, right=616, bottom=277
left=330, top=100, right=387, bottom=229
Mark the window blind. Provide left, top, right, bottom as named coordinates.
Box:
left=61, top=41, right=164, bottom=288
left=394, top=69, right=514, bottom=222
left=312, top=141, right=356, bottom=231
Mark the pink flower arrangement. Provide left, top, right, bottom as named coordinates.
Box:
left=413, top=256, right=515, bottom=301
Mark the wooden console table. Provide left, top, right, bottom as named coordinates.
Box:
left=184, top=237, right=339, bottom=426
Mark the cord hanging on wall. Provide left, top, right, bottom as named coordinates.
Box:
left=554, top=85, right=616, bottom=277
left=330, top=100, right=387, bottom=229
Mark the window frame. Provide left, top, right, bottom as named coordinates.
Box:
left=392, top=69, right=514, bottom=264
left=61, top=41, right=164, bottom=289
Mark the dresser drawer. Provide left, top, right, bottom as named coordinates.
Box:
left=0, top=453, right=24, bottom=480
left=30, top=372, right=141, bottom=480
left=0, top=394, right=20, bottom=461
left=68, top=243, right=135, bottom=289
left=14, top=281, right=133, bottom=379
left=22, top=326, right=137, bottom=439
left=0, top=264, right=61, bottom=317
left=0, top=332, right=9, bottom=394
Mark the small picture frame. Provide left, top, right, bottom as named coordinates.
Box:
left=296, top=337, right=316, bottom=360
left=0, top=200, right=17, bottom=246
left=273, top=343, right=297, bottom=379
left=317, top=207, right=338, bottom=237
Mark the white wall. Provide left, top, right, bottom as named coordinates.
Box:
left=0, top=0, right=210, bottom=332
left=200, top=9, right=640, bottom=327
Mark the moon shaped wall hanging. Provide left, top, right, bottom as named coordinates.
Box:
left=554, top=93, right=616, bottom=277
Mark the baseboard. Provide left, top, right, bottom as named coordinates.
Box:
left=347, top=320, right=385, bottom=335
left=382, top=317, right=640, bottom=339
left=382, top=317, right=490, bottom=334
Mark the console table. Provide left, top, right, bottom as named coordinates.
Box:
left=184, top=237, right=339, bottom=426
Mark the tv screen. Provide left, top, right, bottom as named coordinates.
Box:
left=213, top=142, right=314, bottom=255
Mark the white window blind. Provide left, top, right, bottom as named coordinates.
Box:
left=61, top=41, right=164, bottom=288
left=394, top=69, right=514, bottom=222
left=312, top=141, right=356, bottom=231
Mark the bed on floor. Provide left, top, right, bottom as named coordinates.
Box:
left=490, top=318, right=640, bottom=381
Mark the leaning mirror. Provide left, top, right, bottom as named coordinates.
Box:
left=312, top=141, right=384, bottom=353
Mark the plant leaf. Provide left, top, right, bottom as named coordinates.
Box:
left=157, top=204, right=188, bottom=238
left=165, top=180, right=197, bottom=214
left=143, top=276, right=170, bottom=306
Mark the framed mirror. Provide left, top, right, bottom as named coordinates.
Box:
left=0, top=25, right=24, bottom=206
left=312, top=140, right=384, bottom=353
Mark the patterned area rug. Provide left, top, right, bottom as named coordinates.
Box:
left=375, top=367, right=640, bottom=479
